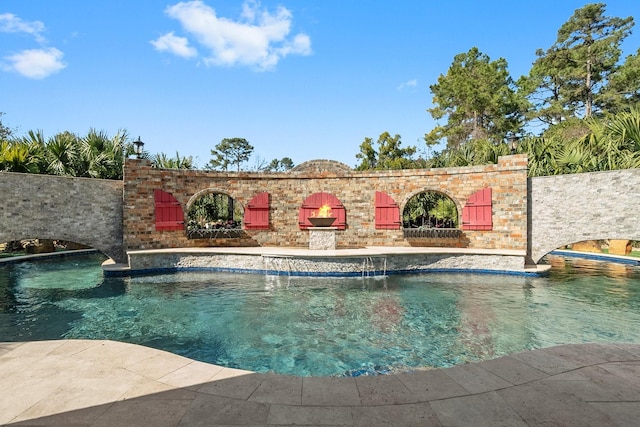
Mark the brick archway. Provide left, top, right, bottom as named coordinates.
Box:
left=400, top=189, right=462, bottom=228
left=185, top=188, right=245, bottom=213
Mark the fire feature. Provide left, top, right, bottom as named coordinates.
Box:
left=308, top=204, right=336, bottom=227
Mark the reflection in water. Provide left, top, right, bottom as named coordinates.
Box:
left=0, top=253, right=639, bottom=376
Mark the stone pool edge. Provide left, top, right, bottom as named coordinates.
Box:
left=103, top=246, right=550, bottom=277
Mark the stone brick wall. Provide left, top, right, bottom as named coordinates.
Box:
left=123, top=155, right=529, bottom=253
left=6, top=157, right=637, bottom=267
left=529, top=169, right=640, bottom=262
left=0, top=172, right=124, bottom=261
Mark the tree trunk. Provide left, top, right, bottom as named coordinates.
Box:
left=585, top=45, right=593, bottom=117
left=228, top=196, right=234, bottom=221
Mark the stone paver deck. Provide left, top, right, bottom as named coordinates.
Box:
left=1, top=340, right=639, bottom=426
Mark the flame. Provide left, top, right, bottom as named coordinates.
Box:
left=312, top=204, right=332, bottom=218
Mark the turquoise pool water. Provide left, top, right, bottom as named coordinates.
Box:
left=1, top=253, right=640, bottom=376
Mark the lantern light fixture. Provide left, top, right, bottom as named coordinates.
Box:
left=133, top=136, right=144, bottom=159
left=506, top=132, right=519, bottom=154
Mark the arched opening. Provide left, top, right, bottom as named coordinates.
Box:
left=533, top=234, right=640, bottom=264
left=298, top=192, right=347, bottom=230
left=544, top=239, right=640, bottom=260
left=402, top=191, right=464, bottom=245
left=1, top=238, right=95, bottom=257
left=403, top=191, right=459, bottom=229
left=186, top=191, right=243, bottom=239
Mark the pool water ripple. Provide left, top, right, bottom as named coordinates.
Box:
left=1, top=253, right=640, bottom=376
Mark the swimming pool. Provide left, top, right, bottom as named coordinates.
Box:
left=1, top=253, right=639, bottom=376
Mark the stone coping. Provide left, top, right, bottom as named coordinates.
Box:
left=126, top=246, right=528, bottom=257
left=0, top=247, right=550, bottom=277
left=115, top=246, right=549, bottom=277
left=0, top=248, right=99, bottom=265
left=1, top=340, right=639, bottom=425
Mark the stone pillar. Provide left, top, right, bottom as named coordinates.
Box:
left=309, top=228, right=337, bottom=250
left=609, top=239, right=632, bottom=255
left=571, top=240, right=602, bottom=253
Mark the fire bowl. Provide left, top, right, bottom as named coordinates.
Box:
left=308, top=217, right=336, bottom=227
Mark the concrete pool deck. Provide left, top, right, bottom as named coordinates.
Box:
left=1, top=340, right=639, bottom=426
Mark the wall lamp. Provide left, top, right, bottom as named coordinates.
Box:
left=133, top=136, right=145, bottom=159
left=506, top=133, right=519, bottom=154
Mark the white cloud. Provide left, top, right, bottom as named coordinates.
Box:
left=0, top=13, right=46, bottom=43
left=4, top=48, right=66, bottom=79
left=397, top=79, right=418, bottom=91
left=153, top=0, right=312, bottom=71
left=1, top=13, right=67, bottom=78
left=151, top=31, right=198, bottom=58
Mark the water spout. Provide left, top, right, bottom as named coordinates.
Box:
left=265, top=256, right=292, bottom=277
left=362, top=256, right=387, bottom=278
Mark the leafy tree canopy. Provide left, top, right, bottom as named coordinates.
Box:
left=355, top=132, right=416, bottom=170
left=208, top=137, right=254, bottom=171
left=607, top=47, right=640, bottom=109
left=427, top=106, right=640, bottom=176
left=0, top=128, right=132, bottom=179
left=519, top=3, right=634, bottom=123
left=264, top=157, right=295, bottom=172
left=0, top=112, right=14, bottom=140
left=426, top=47, right=524, bottom=149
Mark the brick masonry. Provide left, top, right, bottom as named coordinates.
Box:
left=3, top=156, right=638, bottom=266
left=123, top=155, right=529, bottom=255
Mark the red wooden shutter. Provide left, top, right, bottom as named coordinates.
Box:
left=244, top=192, right=270, bottom=230
left=154, top=189, right=184, bottom=231
left=462, top=188, right=492, bottom=231
left=298, top=192, right=346, bottom=230
left=374, top=191, right=400, bottom=229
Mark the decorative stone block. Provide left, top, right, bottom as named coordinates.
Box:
left=309, top=228, right=337, bottom=250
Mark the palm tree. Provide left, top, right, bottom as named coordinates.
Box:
left=79, top=128, right=130, bottom=179
left=152, top=152, right=194, bottom=169
left=45, top=131, right=79, bottom=176
left=2, top=128, right=137, bottom=179
left=574, top=108, right=640, bottom=172
left=403, top=192, right=458, bottom=228
left=18, top=130, right=47, bottom=172
left=0, top=140, right=40, bottom=173
left=598, top=108, right=640, bottom=168
left=427, top=107, right=640, bottom=176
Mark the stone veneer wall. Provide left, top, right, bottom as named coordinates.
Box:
left=123, top=155, right=528, bottom=253
left=529, top=168, right=640, bottom=263
left=125, top=250, right=527, bottom=276
left=0, top=172, right=124, bottom=261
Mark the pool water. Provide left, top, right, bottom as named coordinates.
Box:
left=1, top=253, right=640, bottom=376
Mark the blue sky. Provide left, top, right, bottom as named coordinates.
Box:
left=2, top=1, right=639, bottom=168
